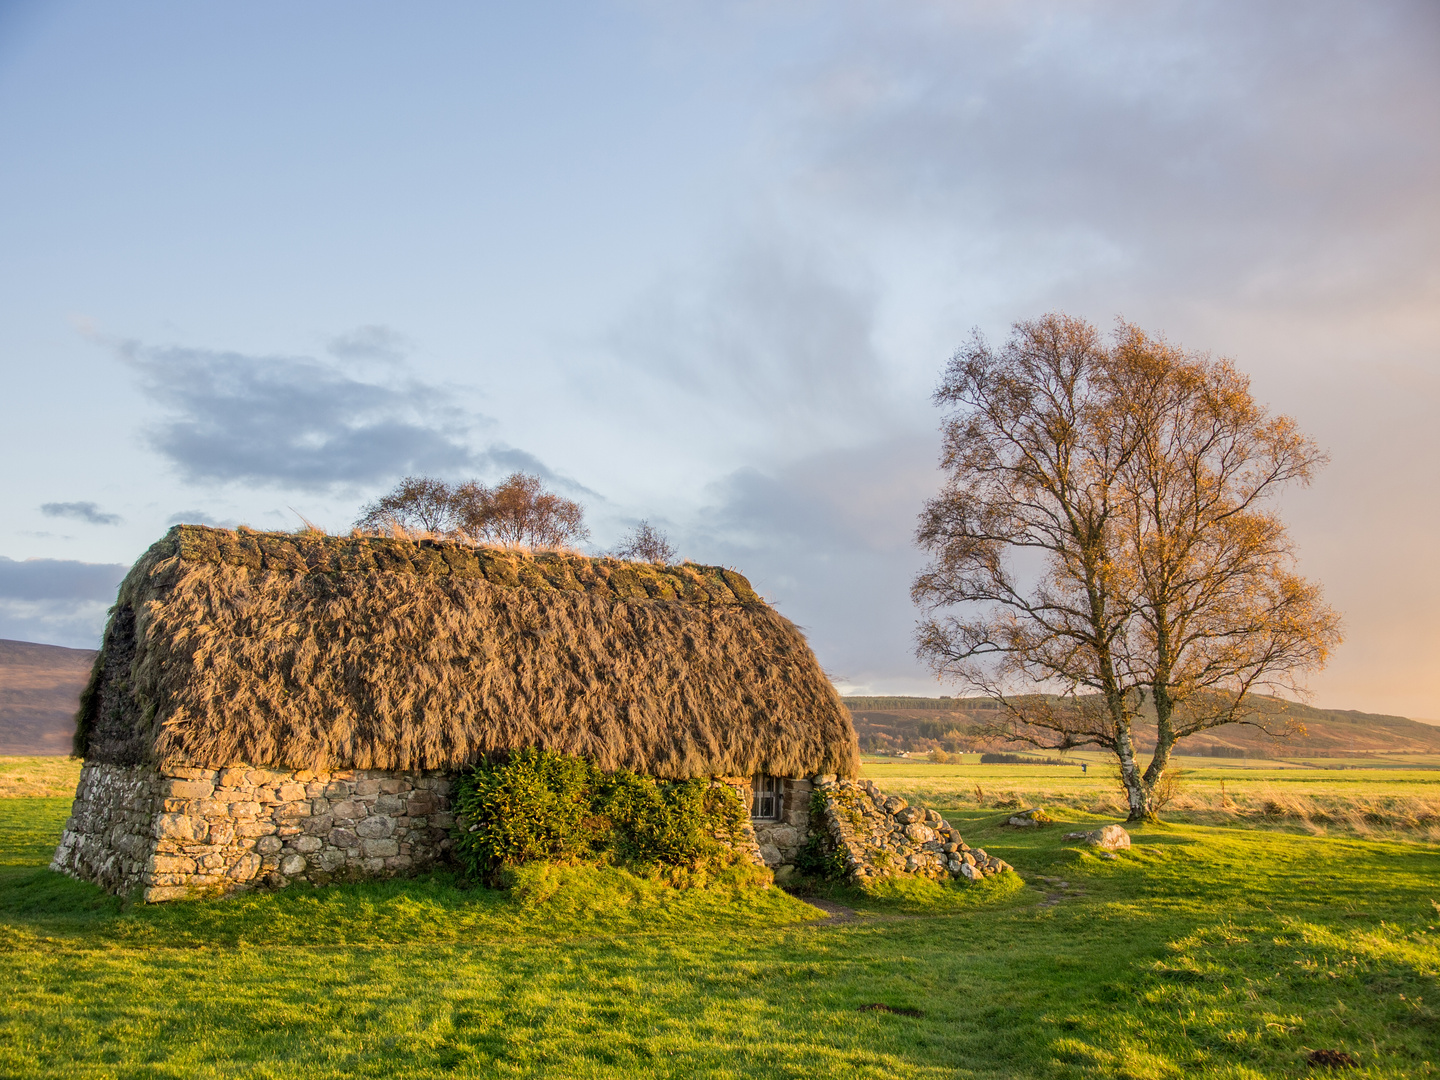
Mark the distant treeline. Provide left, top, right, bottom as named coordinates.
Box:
left=843, top=696, right=1000, bottom=711
left=979, top=753, right=1071, bottom=766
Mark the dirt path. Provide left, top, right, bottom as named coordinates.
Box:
left=786, top=893, right=863, bottom=926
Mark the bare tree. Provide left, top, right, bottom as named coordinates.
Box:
left=451, top=472, right=590, bottom=549
left=913, top=313, right=1342, bottom=821
left=611, top=520, right=677, bottom=564
left=354, top=476, right=456, bottom=535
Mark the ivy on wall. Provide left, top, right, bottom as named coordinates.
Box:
left=452, top=748, right=751, bottom=884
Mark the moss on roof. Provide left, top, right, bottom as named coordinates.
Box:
left=171, top=525, right=762, bottom=604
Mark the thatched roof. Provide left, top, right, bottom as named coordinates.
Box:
left=76, top=526, right=859, bottom=779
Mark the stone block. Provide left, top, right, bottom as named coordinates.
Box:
left=256, top=836, right=283, bottom=855
left=144, top=885, right=193, bottom=902
left=362, top=857, right=386, bottom=874
left=354, top=779, right=381, bottom=797
left=166, top=780, right=215, bottom=800
left=235, top=821, right=277, bottom=838
left=279, top=854, right=307, bottom=876
left=383, top=854, right=413, bottom=870
left=155, top=813, right=205, bottom=842
left=316, top=849, right=346, bottom=872
left=373, top=794, right=406, bottom=815
left=293, top=835, right=323, bottom=853
left=147, top=854, right=196, bottom=874
left=275, top=801, right=312, bottom=819
left=277, top=783, right=308, bottom=803
left=167, top=767, right=216, bottom=781
left=378, top=778, right=408, bottom=795
left=329, top=828, right=358, bottom=848
left=247, top=769, right=286, bottom=786
left=356, top=816, right=395, bottom=839
left=331, top=800, right=366, bottom=821
left=324, top=781, right=354, bottom=798
left=217, top=768, right=250, bottom=788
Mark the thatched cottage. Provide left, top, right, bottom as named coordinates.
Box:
left=52, top=525, right=862, bottom=901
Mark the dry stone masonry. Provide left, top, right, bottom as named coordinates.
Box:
left=52, top=762, right=1008, bottom=901
left=814, top=778, right=1013, bottom=882
left=53, top=761, right=455, bottom=902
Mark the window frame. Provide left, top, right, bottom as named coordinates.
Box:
left=750, top=775, right=783, bottom=822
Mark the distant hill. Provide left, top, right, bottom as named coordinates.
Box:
left=0, top=639, right=95, bottom=755
left=842, top=695, right=1440, bottom=758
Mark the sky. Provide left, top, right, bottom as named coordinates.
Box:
left=1, top=1, right=1436, bottom=718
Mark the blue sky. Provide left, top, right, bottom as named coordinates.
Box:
left=2, top=1, right=1437, bottom=717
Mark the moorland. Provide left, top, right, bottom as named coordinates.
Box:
left=0, top=753, right=1435, bottom=1078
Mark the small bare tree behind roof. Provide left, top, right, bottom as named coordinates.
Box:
left=611, top=520, right=677, bottom=564
left=355, top=472, right=589, bottom=550
left=912, top=313, right=1343, bottom=821
left=354, top=476, right=456, bottom=535
left=452, top=473, right=590, bottom=549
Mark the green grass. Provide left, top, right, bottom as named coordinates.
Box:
left=2, top=791, right=1437, bottom=1077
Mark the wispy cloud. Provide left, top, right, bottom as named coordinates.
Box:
left=0, top=557, right=129, bottom=602
left=40, top=501, right=121, bottom=526
left=119, top=341, right=487, bottom=490
left=327, top=325, right=412, bottom=365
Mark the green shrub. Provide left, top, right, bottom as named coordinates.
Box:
left=452, top=749, right=750, bottom=884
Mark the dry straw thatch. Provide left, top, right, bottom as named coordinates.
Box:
left=76, top=526, right=859, bottom=779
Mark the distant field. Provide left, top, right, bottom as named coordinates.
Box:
left=865, top=753, right=1440, bottom=842
left=0, top=756, right=81, bottom=798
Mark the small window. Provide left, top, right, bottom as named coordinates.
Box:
left=751, top=776, right=783, bottom=821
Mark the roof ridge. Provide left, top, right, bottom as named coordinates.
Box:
left=161, top=524, right=760, bottom=604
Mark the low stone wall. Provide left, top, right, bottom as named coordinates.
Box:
left=52, top=761, right=455, bottom=902
left=50, top=761, right=166, bottom=895
left=814, top=778, right=1012, bottom=883
left=52, top=765, right=1009, bottom=901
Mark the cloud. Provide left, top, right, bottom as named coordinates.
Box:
left=0, top=557, right=126, bottom=649
left=327, top=325, right=412, bottom=364
left=685, top=435, right=944, bottom=694
left=780, top=1, right=1440, bottom=322
left=119, top=341, right=487, bottom=490
left=0, top=557, right=129, bottom=602
left=40, top=501, right=122, bottom=526
left=606, top=237, right=899, bottom=456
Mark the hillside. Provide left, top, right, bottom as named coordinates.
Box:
left=843, top=695, right=1440, bottom=758
left=0, top=640, right=95, bottom=755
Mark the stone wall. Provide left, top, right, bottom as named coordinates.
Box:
left=52, top=761, right=455, bottom=902
left=52, top=765, right=1009, bottom=902
left=814, top=778, right=1012, bottom=883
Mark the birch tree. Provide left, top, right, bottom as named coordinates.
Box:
left=912, top=314, right=1342, bottom=820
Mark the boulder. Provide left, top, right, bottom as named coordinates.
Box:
left=1065, top=825, right=1130, bottom=851
left=1006, top=808, right=1052, bottom=827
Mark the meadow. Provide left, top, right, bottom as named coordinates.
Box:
left=0, top=755, right=1435, bottom=1078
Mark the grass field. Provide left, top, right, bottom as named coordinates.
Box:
left=1, top=759, right=1436, bottom=1077
left=866, top=754, right=1440, bottom=843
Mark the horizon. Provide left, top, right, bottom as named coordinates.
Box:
left=1, top=2, right=1436, bottom=717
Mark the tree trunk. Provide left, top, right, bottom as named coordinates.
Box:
left=1114, top=723, right=1151, bottom=821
